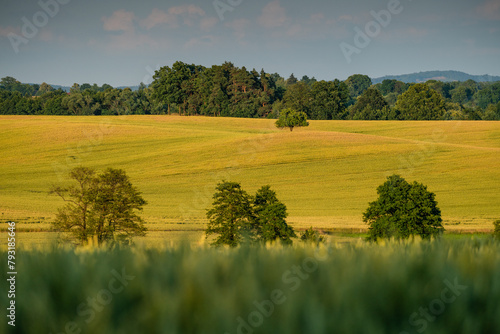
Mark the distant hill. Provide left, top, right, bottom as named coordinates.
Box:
left=40, top=84, right=141, bottom=92
left=371, top=71, right=500, bottom=84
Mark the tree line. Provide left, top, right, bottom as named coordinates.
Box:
left=1, top=62, right=500, bottom=120
left=52, top=167, right=448, bottom=247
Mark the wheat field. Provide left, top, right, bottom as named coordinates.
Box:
left=0, top=116, right=499, bottom=246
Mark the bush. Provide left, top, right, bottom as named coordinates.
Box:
left=494, top=220, right=500, bottom=240
left=300, top=227, right=325, bottom=244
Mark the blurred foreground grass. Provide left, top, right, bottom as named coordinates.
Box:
left=1, top=238, right=499, bottom=334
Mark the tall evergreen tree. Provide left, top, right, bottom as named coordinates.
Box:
left=253, top=186, right=296, bottom=244
left=206, top=181, right=254, bottom=247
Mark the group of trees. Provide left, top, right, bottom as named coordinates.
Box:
left=367, top=78, right=500, bottom=120
left=205, top=175, right=448, bottom=246
left=53, top=168, right=500, bottom=247
left=0, top=77, right=162, bottom=115
left=51, top=167, right=147, bottom=246
left=2, top=62, right=500, bottom=120
left=205, top=182, right=298, bottom=246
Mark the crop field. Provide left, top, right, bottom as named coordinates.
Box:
left=0, top=116, right=499, bottom=247
left=1, top=239, right=500, bottom=334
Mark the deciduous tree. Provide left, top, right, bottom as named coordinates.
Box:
left=51, top=167, right=147, bottom=246
left=395, top=84, right=446, bottom=120
left=363, top=175, right=444, bottom=241
left=275, top=108, right=309, bottom=131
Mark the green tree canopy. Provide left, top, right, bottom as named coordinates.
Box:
left=51, top=167, right=147, bottom=246
left=345, top=74, right=372, bottom=99
left=283, top=81, right=312, bottom=116
left=310, top=80, right=350, bottom=120
left=275, top=108, right=309, bottom=131
left=350, top=88, right=389, bottom=120
left=205, top=182, right=297, bottom=246
left=395, top=83, right=446, bottom=120
left=206, top=181, right=254, bottom=247
left=253, top=186, right=296, bottom=244
left=363, top=175, right=444, bottom=241
left=374, top=79, right=409, bottom=96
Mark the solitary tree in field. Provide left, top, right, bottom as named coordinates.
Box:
left=206, top=181, right=254, bottom=247
left=50, top=167, right=147, bottom=246
left=253, top=186, right=296, bottom=244
left=363, top=175, right=444, bottom=241
left=275, top=108, right=309, bottom=131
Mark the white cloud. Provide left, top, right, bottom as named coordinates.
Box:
left=184, top=35, right=217, bottom=49
left=200, top=17, right=218, bottom=31
left=463, top=38, right=500, bottom=56
left=102, top=10, right=135, bottom=33
left=477, top=0, right=500, bottom=20
left=141, top=5, right=213, bottom=30
left=225, top=18, right=251, bottom=41
left=141, top=9, right=178, bottom=30
left=258, top=0, right=289, bottom=28
left=39, top=29, right=54, bottom=42
left=170, top=4, right=205, bottom=16
left=0, top=26, right=19, bottom=37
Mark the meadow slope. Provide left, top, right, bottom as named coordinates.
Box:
left=0, top=116, right=499, bottom=236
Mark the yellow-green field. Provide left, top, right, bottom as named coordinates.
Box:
left=1, top=116, right=499, bottom=246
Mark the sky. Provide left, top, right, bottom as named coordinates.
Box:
left=1, top=0, right=499, bottom=87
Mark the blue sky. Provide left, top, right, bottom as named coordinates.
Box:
left=1, top=0, right=499, bottom=86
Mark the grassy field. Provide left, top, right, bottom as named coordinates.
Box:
left=1, top=239, right=499, bottom=334
left=0, top=116, right=499, bottom=246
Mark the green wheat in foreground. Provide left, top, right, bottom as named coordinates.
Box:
left=1, top=239, right=499, bottom=334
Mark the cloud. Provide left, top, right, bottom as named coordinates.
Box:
left=141, top=5, right=210, bottom=30
left=378, top=27, right=429, bottom=42
left=463, top=38, right=500, bottom=56
left=339, top=15, right=354, bottom=22
left=169, top=4, right=205, bottom=16
left=258, top=0, right=289, bottom=28
left=200, top=17, right=218, bottom=31
left=0, top=26, right=19, bottom=37
left=39, top=29, right=54, bottom=42
left=184, top=35, right=217, bottom=49
left=102, top=10, right=135, bottom=33
left=90, top=31, right=163, bottom=52
left=141, top=9, right=178, bottom=30
left=477, top=0, right=500, bottom=20
left=225, top=18, right=251, bottom=42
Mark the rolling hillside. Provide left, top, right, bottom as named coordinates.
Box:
left=0, top=116, right=499, bottom=232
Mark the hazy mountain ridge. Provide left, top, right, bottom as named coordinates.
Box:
left=29, top=84, right=141, bottom=92
left=372, top=71, right=500, bottom=84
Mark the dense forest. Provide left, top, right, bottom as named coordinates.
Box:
left=1, top=61, right=499, bottom=120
